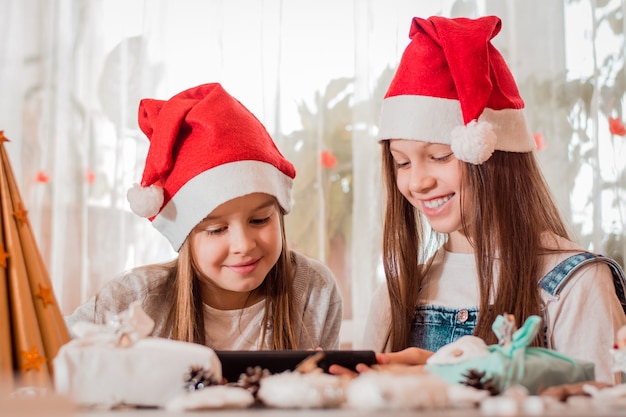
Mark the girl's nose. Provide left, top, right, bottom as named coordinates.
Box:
left=229, top=224, right=256, bottom=254
left=409, top=166, right=436, bottom=193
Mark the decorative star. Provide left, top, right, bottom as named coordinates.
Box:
left=21, top=346, right=47, bottom=372
left=13, top=202, right=29, bottom=225
left=0, top=131, right=9, bottom=143
left=0, top=246, right=9, bottom=268
left=35, top=283, right=55, bottom=307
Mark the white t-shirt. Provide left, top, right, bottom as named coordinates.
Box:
left=203, top=300, right=266, bottom=350
left=360, top=245, right=626, bottom=384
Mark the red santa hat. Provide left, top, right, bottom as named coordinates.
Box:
left=127, top=83, right=295, bottom=251
left=378, top=15, right=536, bottom=164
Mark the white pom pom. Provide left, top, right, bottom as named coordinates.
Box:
left=425, top=335, right=490, bottom=365
left=257, top=372, right=345, bottom=409
left=345, top=372, right=449, bottom=410
left=450, top=120, right=497, bottom=164
left=127, top=183, right=164, bottom=218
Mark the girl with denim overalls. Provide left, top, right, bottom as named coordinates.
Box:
left=359, top=16, right=626, bottom=384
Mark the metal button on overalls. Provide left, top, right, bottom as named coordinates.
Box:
left=457, top=309, right=469, bottom=323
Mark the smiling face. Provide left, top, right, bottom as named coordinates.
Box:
left=190, top=192, right=283, bottom=310
left=389, top=139, right=472, bottom=252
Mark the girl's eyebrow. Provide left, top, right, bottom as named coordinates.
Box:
left=390, top=141, right=443, bottom=153
left=249, top=200, right=276, bottom=212
left=202, top=199, right=276, bottom=222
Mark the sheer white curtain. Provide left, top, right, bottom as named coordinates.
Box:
left=0, top=0, right=624, bottom=348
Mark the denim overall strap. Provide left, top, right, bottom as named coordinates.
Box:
left=538, top=252, right=626, bottom=314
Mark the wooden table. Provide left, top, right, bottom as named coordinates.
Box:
left=5, top=395, right=626, bottom=417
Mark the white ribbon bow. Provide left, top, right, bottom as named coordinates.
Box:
left=70, top=301, right=155, bottom=347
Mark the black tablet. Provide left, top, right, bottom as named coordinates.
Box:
left=215, top=350, right=377, bottom=382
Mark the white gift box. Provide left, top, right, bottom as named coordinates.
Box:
left=54, top=336, right=222, bottom=408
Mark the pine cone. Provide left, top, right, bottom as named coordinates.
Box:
left=230, top=366, right=271, bottom=398
left=461, top=368, right=500, bottom=396
left=184, top=365, right=219, bottom=391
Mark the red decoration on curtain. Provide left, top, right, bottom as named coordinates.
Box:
left=533, top=133, right=547, bottom=151
left=0, top=131, right=9, bottom=143
left=86, top=167, right=96, bottom=184
left=35, top=171, right=49, bottom=183
left=320, top=150, right=337, bottom=169
left=609, top=117, right=626, bottom=136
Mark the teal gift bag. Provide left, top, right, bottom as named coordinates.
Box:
left=424, top=315, right=595, bottom=395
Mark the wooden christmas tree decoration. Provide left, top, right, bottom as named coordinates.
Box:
left=0, top=131, right=70, bottom=392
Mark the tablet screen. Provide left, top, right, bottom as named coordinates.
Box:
left=215, top=350, right=377, bottom=382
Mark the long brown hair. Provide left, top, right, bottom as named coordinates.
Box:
left=381, top=141, right=571, bottom=351
left=161, top=211, right=299, bottom=349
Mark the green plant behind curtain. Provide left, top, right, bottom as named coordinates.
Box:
left=282, top=77, right=354, bottom=263
left=521, top=0, right=625, bottom=267
left=282, top=68, right=395, bottom=260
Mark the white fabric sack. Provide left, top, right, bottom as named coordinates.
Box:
left=54, top=337, right=222, bottom=408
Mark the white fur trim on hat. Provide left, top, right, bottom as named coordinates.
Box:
left=377, top=95, right=536, bottom=158
left=127, top=184, right=165, bottom=218
left=152, top=160, right=293, bottom=251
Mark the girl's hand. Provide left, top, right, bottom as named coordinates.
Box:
left=327, top=363, right=362, bottom=378
left=376, top=347, right=433, bottom=366
left=327, top=347, right=433, bottom=377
